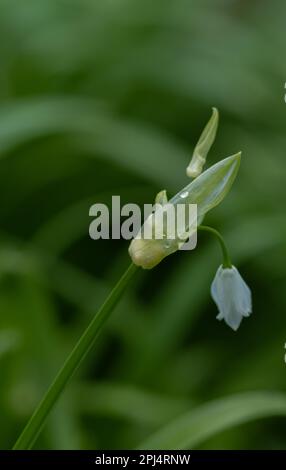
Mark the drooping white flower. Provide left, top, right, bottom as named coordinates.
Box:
left=211, top=265, right=252, bottom=331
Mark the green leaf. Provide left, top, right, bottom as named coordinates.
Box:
left=139, top=391, right=286, bottom=450
left=76, top=381, right=190, bottom=427
left=0, top=97, right=187, bottom=189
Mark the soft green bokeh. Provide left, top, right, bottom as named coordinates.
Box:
left=0, top=0, right=285, bottom=450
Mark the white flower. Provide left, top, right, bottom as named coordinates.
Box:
left=211, top=265, right=252, bottom=331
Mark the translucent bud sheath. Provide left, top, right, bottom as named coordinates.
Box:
left=186, top=107, right=219, bottom=178
left=129, top=153, right=241, bottom=269
left=173, top=153, right=240, bottom=218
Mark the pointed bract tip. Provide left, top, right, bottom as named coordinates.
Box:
left=211, top=107, right=219, bottom=116
left=224, top=151, right=241, bottom=167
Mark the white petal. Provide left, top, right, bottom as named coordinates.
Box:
left=216, top=312, right=224, bottom=321
left=210, top=265, right=252, bottom=331
left=210, top=265, right=224, bottom=306
left=232, top=267, right=252, bottom=317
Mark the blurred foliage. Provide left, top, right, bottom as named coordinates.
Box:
left=0, top=0, right=286, bottom=450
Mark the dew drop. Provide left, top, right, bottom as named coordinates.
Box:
left=180, top=191, right=189, bottom=199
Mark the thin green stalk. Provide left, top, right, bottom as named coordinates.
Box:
left=13, top=262, right=138, bottom=450
left=198, top=225, right=232, bottom=268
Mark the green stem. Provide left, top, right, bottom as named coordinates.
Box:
left=198, top=225, right=232, bottom=268
left=13, top=262, right=138, bottom=450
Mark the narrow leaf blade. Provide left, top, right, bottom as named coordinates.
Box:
left=139, top=391, right=286, bottom=450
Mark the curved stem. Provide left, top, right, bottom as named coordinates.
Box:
left=13, top=262, right=138, bottom=450
left=198, top=225, right=232, bottom=268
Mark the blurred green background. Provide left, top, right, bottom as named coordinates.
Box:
left=0, top=0, right=286, bottom=450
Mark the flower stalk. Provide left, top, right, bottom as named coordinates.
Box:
left=13, top=262, right=138, bottom=450
left=197, top=225, right=232, bottom=268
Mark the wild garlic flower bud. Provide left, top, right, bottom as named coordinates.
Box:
left=129, top=153, right=241, bottom=269
left=211, top=265, right=252, bottom=331
left=186, top=107, right=219, bottom=178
